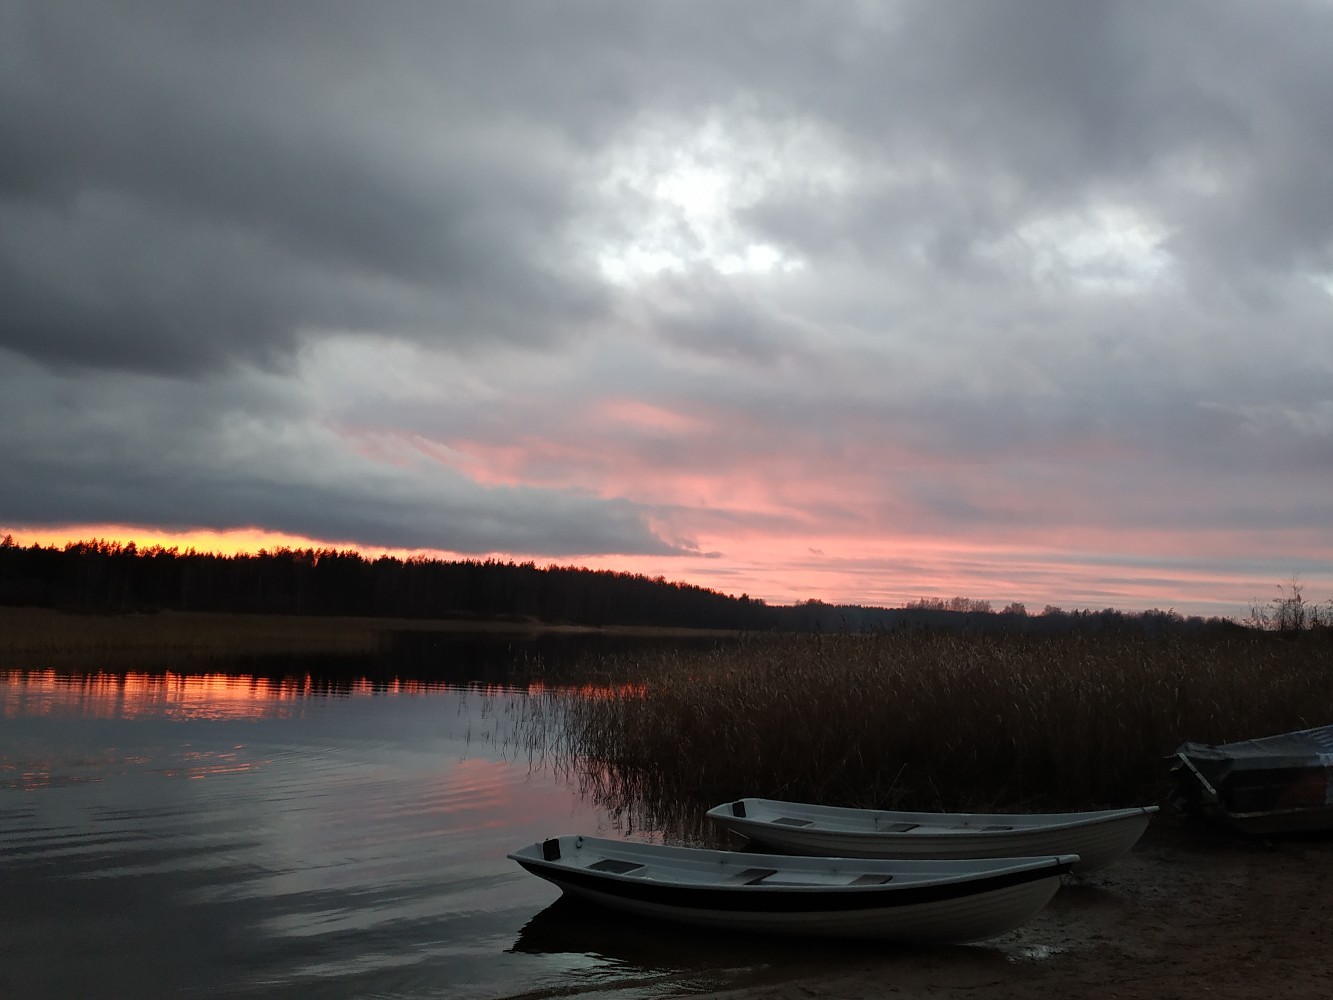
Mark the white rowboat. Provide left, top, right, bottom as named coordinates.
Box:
left=707, top=798, right=1158, bottom=873
left=509, top=834, right=1077, bottom=943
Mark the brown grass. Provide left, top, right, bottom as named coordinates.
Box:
left=540, top=630, right=1333, bottom=828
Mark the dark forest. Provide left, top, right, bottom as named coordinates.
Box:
left=0, top=536, right=1238, bottom=635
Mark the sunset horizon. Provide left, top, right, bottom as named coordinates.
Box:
left=2, top=522, right=1309, bottom=622
left=3, top=3, right=1330, bottom=628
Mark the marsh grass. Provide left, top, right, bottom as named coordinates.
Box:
left=535, top=630, right=1333, bottom=833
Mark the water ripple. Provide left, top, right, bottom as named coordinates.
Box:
left=0, top=668, right=752, bottom=1000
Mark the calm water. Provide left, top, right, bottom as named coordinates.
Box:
left=0, top=642, right=1052, bottom=999
left=0, top=654, right=886, bottom=1000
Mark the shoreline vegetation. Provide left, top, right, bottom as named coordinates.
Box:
left=520, top=629, right=1333, bottom=829
left=0, top=605, right=737, bottom=670
left=3, top=604, right=1331, bottom=824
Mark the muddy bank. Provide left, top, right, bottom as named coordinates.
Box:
left=705, top=814, right=1333, bottom=999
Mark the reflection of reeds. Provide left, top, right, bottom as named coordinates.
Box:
left=525, top=631, right=1333, bottom=842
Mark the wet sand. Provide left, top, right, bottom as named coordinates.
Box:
left=704, top=814, right=1333, bottom=999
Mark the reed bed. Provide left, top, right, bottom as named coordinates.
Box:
left=536, top=630, right=1333, bottom=834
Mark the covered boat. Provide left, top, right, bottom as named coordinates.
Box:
left=1172, top=724, right=1333, bottom=835
left=509, top=834, right=1077, bottom=943
left=706, top=798, right=1157, bottom=872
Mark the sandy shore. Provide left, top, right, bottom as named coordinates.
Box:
left=700, top=814, right=1333, bottom=999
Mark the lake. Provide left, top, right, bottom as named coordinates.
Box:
left=0, top=638, right=854, bottom=999
left=0, top=636, right=1058, bottom=999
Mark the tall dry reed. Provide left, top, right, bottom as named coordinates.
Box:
left=542, top=630, right=1333, bottom=831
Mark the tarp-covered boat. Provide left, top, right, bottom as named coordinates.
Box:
left=1173, top=724, right=1333, bottom=834
left=509, top=834, right=1077, bottom=943
left=707, top=798, right=1157, bottom=872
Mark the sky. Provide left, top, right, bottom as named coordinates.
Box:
left=3, top=1, right=1332, bottom=620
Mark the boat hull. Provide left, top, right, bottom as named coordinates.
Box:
left=707, top=799, right=1157, bottom=872
left=509, top=835, right=1077, bottom=944
left=1174, top=725, right=1333, bottom=835
left=552, top=874, right=1064, bottom=942
left=1190, top=802, right=1333, bottom=836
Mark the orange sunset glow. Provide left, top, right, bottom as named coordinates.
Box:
left=0, top=669, right=462, bottom=724
left=5, top=522, right=1327, bottom=622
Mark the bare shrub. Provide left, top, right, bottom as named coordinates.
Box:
left=1246, top=578, right=1333, bottom=631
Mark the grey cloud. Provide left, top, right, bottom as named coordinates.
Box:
left=2, top=450, right=677, bottom=557
left=729, top=1, right=1333, bottom=288
left=1, top=2, right=613, bottom=374
left=0, top=352, right=681, bottom=556
left=8, top=1, right=1333, bottom=375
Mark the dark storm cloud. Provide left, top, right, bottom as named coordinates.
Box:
left=0, top=444, right=677, bottom=556
left=727, top=1, right=1333, bottom=285
left=0, top=1, right=613, bottom=373
left=6, top=1, right=1332, bottom=374
left=0, top=350, right=681, bottom=556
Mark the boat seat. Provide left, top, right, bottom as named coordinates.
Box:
left=981, top=825, right=1014, bottom=832
left=772, top=817, right=814, bottom=827
left=874, top=821, right=919, bottom=832
left=737, top=870, right=894, bottom=887
left=849, top=874, right=894, bottom=885
left=731, top=867, right=779, bottom=885
left=588, top=858, right=645, bottom=875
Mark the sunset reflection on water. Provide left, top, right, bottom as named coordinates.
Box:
left=0, top=669, right=460, bottom=722
left=0, top=656, right=774, bottom=999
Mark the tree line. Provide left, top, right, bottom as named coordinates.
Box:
left=0, top=537, right=778, bottom=630
left=0, top=535, right=1248, bottom=635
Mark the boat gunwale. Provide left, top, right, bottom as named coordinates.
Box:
left=508, top=836, right=1078, bottom=913
left=708, top=798, right=1160, bottom=839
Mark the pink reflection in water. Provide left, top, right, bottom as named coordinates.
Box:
left=1, top=669, right=311, bottom=722
left=0, top=670, right=454, bottom=722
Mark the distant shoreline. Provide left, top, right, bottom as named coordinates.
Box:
left=0, top=605, right=742, bottom=670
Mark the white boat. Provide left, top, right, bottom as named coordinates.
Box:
left=1173, top=724, right=1333, bottom=835
left=509, top=834, right=1077, bottom=943
left=706, top=798, right=1158, bottom=873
